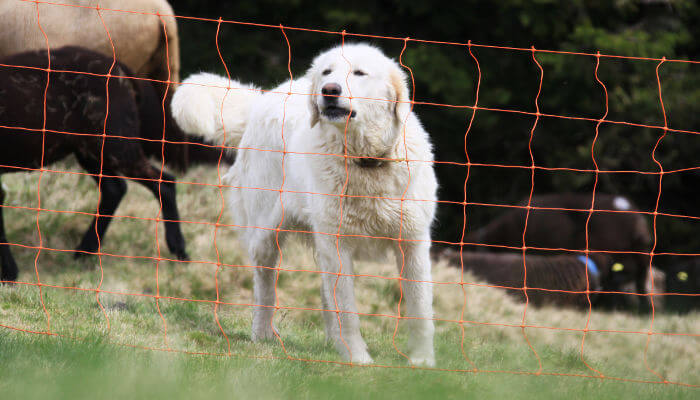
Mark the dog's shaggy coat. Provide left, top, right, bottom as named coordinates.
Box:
left=172, top=44, right=438, bottom=365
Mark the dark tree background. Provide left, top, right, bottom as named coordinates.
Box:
left=172, top=0, right=699, bottom=258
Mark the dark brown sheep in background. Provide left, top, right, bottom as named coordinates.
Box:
left=462, top=193, right=653, bottom=310
left=0, top=46, right=189, bottom=283
left=0, top=0, right=229, bottom=170
left=438, top=248, right=611, bottom=309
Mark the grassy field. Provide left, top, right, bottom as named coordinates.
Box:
left=0, top=161, right=698, bottom=399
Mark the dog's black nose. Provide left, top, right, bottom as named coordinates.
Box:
left=321, top=83, right=342, bottom=97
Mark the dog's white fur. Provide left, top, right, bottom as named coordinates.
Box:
left=172, top=44, right=437, bottom=366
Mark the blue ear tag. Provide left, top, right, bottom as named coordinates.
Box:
left=577, top=255, right=600, bottom=278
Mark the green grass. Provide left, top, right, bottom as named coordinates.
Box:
left=0, top=162, right=698, bottom=398
left=1, top=330, right=696, bottom=400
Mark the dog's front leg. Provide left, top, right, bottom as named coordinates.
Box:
left=396, top=239, right=435, bottom=367
left=315, top=235, right=373, bottom=364
left=250, top=237, right=281, bottom=342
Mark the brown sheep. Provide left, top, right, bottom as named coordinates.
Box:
left=0, top=0, right=180, bottom=90
left=463, top=193, right=652, bottom=311
left=438, top=248, right=611, bottom=309
left=0, top=0, right=228, bottom=170
left=0, top=46, right=189, bottom=283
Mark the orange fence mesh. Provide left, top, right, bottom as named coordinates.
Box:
left=0, top=0, right=698, bottom=388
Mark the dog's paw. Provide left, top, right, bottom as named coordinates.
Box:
left=409, top=353, right=435, bottom=367
left=335, top=340, right=373, bottom=364
left=349, top=350, right=374, bottom=365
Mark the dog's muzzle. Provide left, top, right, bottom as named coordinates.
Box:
left=320, top=82, right=356, bottom=120
left=321, top=104, right=357, bottom=120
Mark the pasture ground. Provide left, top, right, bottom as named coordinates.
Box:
left=0, top=161, right=698, bottom=399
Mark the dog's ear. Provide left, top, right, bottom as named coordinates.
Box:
left=308, top=79, right=320, bottom=128
left=390, top=66, right=411, bottom=122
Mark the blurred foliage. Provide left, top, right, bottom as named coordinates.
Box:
left=173, top=0, right=699, bottom=254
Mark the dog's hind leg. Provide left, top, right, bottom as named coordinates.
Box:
left=314, top=235, right=372, bottom=364
left=250, top=230, right=282, bottom=342
left=0, top=178, right=18, bottom=283
left=395, top=239, right=435, bottom=367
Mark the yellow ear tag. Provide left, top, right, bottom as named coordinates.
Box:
left=677, top=271, right=689, bottom=282
left=612, top=263, right=624, bottom=272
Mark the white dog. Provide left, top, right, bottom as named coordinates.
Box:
left=171, top=43, right=437, bottom=366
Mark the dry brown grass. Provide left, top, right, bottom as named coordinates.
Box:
left=1, top=161, right=698, bottom=385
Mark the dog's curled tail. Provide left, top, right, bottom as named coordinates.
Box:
left=171, top=72, right=261, bottom=147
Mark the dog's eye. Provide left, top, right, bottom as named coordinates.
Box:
left=353, top=70, right=367, bottom=76
left=322, top=69, right=332, bottom=76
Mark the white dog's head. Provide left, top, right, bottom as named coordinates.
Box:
left=307, top=43, right=412, bottom=134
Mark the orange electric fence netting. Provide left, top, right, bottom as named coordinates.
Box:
left=0, top=0, right=697, bottom=388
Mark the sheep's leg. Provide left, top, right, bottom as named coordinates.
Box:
left=83, top=145, right=189, bottom=261
left=636, top=258, right=651, bottom=313
left=123, top=163, right=188, bottom=261
left=144, top=169, right=188, bottom=261
left=74, top=156, right=128, bottom=258
left=0, top=178, right=18, bottom=283
left=395, top=239, right=435, bottom=367
left=315, top=234, right=372, bottom=364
